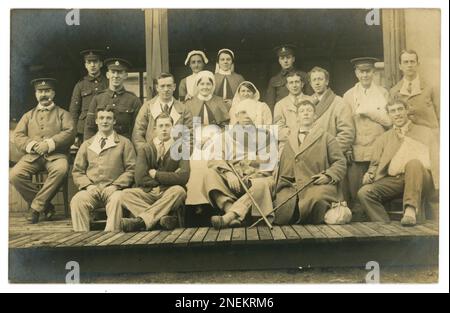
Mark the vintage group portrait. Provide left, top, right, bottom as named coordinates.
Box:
left=7, top=8, right=443, bottom=285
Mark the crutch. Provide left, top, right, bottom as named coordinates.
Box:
left=226, top=161, right=273, bottom=229
left=249, top=177, right=317, bottom=228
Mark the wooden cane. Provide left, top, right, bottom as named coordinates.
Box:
left=226, top=161, right=273, bottom=229
left=249, top=177, right=317, bottom=228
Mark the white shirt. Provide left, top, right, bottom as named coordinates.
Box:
left=88, top=132, right=117, bottom=155
left=197, top=94, right=213, bottom=102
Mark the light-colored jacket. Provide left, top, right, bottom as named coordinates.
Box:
left=14, top=105, right=75, bottom=163
left=368, top=123, right=439, bottom=190
left=343, top=83, right=391, bottom=161
left=132, top=96, right=193, bottom=151
left=72, top=132, right=136, bottom=190
left=389, top=78, right=439, bottom=129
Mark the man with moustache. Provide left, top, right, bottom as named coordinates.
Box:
left=71, top=105, right=136, bottom=232
left=69, top=49, right=108, bottom=146
left=132, top=72, right=193, bottom=151
left=357, top=98, right=439, bottom=226
left=265, top=45, right=312, bottom=112
left=10, top=78, right=75, bottom=224
left=84, top=57, right=141, bottom=141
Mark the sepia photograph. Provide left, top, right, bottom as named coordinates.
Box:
left=3, top=2, right=448, bottom=292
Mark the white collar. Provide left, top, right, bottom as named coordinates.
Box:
left=37, top=102, right=55, bottom=111
left=393, top=121, right=412, bottom=135
left=153, top=137, right=174, bottom=153
left=158, top=97, right=174, bottom=108
left=197, top=94, right=214, bottom=101
left=217, top=68, right=232, bottom=75
left=89, top=131, right=118, bottom=155
left=289, top=93, right=305, bottom=103
left=400, top=74, right=421, bottom=96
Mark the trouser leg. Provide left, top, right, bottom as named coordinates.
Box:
left=9, top=158, right=44, bottom=209
left=71, top=189, right=100, bottom=231
left=31, top=158, right=69, bottom=212
left=357, top=176, right=404, bottom=222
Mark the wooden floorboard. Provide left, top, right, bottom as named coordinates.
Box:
left=161, top=228, right=185, bottom=246
left=257, top=226, right=273, bottom=242
left=327, top=225, right=355, bottom=239
left=203, top=228, right=220, bottom=244
left=189, top=227, right=209, bottom=245
left=270, top=226, right=286, bottom=241
left=216, top=228, right=233, bottom=243
left=280, top=226, right=299, bottom=241
left=231, top=228, right=246, bottom=244
left=134, top=231, right=160, bottom=245
left=291, top=225, right=314, bottom=240
left=246, top=227, right=260, bottom=241
left=8, top=219, right=439, bottom=281
left=175, top=228, right=198, bottom=246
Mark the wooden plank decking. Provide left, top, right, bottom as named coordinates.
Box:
left=8, top=213, right=439, bottom=282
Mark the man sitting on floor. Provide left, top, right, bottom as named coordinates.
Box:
left=204, top=99, right=278, bottom=229
left=120, top=113, right=190, bottom=232
left=274, top=99, right=347, bottom=225
left=357, top=97, right=439, bottom=226
left=71, top=105, right=136, bottom=231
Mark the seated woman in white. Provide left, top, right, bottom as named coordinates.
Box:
left=185, top=70, right=230, bottom=209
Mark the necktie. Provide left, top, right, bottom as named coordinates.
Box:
left=163, top=104, right=170, bottom=114
left=407, top=82, right=412, bottom=95
left=159, top=141, right=166, bottom=162
left=100, top=137, right=107, bottom=149
left=298, top=130, right=309, bottom=144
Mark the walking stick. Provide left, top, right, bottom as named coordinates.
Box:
left=226, top=161, right=273, bottom=229
left=249, top=177, right=317, bottom=228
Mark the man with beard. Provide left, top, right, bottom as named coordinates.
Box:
left=84, top=57, right=142, bottom=141
left=10, top=78, right=75, bottom=224
left=69, top=49, right=108, bottom=146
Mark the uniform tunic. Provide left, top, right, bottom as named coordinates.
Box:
left=84, top=87, right=142, bottom=141
left=69, top=74, right=108, bottom=135
left=265, top=68, right=313, bottom=112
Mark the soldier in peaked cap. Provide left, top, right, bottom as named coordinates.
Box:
left=10, top=78, right=75, bottom=224
left=69, top=49, right=109, bottom=146
left=84, top=57, right=142, bottom=141
left=265, top=44, right=313, bottom=113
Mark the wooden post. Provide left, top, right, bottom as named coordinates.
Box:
left=144, top=9, right=170, bottom=98
left=381, top=9, right=406, bottom=89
